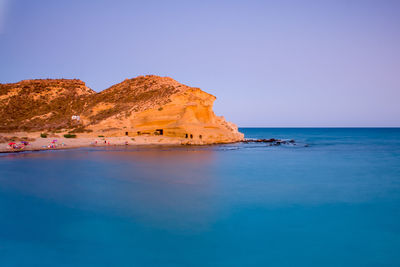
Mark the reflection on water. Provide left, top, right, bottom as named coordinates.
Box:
left=1, top=129, right=400, bottom=266
left=1, top=146, right=221, bottom=231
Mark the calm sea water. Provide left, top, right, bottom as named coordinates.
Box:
left=1, top=128, right=400, bottom=266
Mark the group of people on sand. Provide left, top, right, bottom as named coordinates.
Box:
left=6, top=138, right=133, bottom=152
left=42, top=139, right=66, bottom=149
left=91, top=139, right=111, bottom=146
left=90, top=139, right=129, bottom=146
left=8, top=141, right=29, bottom=150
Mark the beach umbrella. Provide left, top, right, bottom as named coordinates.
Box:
left=52, top=139, right=58, bottom=143
left=8, top=142, right=16, bottom=146
left=21, top=141, right=28, bottom=145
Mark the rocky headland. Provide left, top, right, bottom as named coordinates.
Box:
left=0, top=75, right=244, bottom=151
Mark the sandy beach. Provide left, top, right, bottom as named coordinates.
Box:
left=0, top=132, right=199, bottom=153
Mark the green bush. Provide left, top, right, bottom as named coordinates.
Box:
left=63, top=134, right=77, bottom=138
left=40, top=133, right=47, bottom=138
left=98, top=135, right=104, bottom=138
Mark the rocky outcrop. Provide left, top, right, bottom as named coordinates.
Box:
left=0, top=75, right=243, bottom=144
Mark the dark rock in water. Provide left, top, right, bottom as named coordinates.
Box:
left=243, top=138, right=279, bottom=143
left=242, top=138, right=297, bottom=146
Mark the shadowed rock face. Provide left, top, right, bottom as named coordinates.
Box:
left=0, top=75, right=244, bottom=144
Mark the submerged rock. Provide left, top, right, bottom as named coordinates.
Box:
left=242, top=138, right=300, bottom=146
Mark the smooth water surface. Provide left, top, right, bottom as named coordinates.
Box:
left=1, top=128, right=400, bottom=266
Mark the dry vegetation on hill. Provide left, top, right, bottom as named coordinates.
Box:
left=83, top=76, right=190, bottom=124
left=0, top=75, right=244, bottom=144
left=0, top=79, right=94, bottom=132
left=0, top=76, right=192, bottom=132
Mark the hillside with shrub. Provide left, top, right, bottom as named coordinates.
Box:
left=0, top=79, right=94, bottom=132
left=0, top=75, right=244, bottom=144
left=0, top=76, right=192, bottom=132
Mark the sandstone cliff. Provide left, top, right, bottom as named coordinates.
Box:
left=0, top=75, right=244, bottom=144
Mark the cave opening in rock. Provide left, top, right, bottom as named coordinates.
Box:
left=190, top=134, right=193, bottom=139
left=185, top=134, right=188, bottom=138
left=155, top=129, right=163, bottom=135
left=125, top=132, right=128, bottom=136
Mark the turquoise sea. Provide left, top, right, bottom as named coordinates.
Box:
left=1, top=128, right=400, bottom=266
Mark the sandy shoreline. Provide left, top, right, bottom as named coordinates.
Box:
left=0, top=134, right=240, bottom=153
left=0, top=135, right=201, bottom=153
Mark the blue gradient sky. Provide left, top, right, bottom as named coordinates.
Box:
left=1, top=0, right=399, bottom=127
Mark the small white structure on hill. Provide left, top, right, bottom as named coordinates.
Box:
left=71, top=115, right=80, bottom=121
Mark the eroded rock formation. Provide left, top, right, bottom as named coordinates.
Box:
left=0, top=75, right=244, bottom=144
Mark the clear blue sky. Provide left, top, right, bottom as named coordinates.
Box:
left=1, top=0, right=399, bottom=127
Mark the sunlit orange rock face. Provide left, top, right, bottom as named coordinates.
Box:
left=83, top=76, right=244, bottom=144
left=0, top=75, right=244, bottom=144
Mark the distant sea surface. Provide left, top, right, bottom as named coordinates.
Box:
left=1, top=128, right=400, bottom=266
